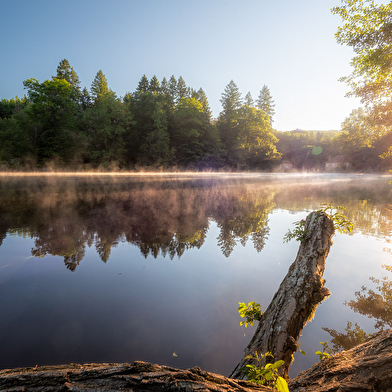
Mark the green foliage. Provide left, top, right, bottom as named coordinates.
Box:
left=218, top=81, right=280, bottom=168
left=275, top=129, right=338, bottom=171
left=317, top=204, right=354, bottom=234
left=283, top=219, right=307, bottom=243
left=284, top=205, right=353, bottom=243
left=240, top=351, right=289, bottom=392
left=0, top=96, right=27, bottom=119
left=332, top=1, right=392, bottom=106
left=315, top=341, right=332, bottom=361
left=23, top=77, right=78, bottom=162
left=8, top=58, right=392, bottom=171
left=78, top=93, right=131, bottom=165
left=237, top=105, right=281, bottom=168
left=238, top=301, right=263, bottom=327
left=332, top=0, right=392, bottom=158
left=91, top=70, right=110, bottom=101
left=256, top=85, right=275, bottom=124
left=54, top=59, right=80, bottom=93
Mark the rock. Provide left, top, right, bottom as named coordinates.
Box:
left=289, top=329, right=392, bottom=392
left=0, top=361, right=273, bottom=391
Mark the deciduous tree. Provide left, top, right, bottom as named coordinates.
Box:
left=332, top=0, right=392, bottom=127
left=23, top=78, right=78, bottom=162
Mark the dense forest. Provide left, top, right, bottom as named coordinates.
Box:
left=1, top=59, right=391, bottom=171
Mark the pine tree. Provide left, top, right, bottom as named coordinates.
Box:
left=90, top=70, right=109, bottom=101
left=219, top=80, right=242, bottom=120
left=149, top=75, right=160, bottom=93
left=136, top=75, right=149, bottom=93
left=256, top=85, right=275, bottom=124
left=245, top=92, right=254, bottom=107
left=218, top=80, right=242, bottom=165
left=80, top=87, right=91, bottom=110
left=168, top=75, right=177, bottom=100
left=177, top=76, right=189, bottom=101
left=55, top=59, right=80, bottom=91
left=161, top=77, right=169, bottom=95
left=196, top=88, right=212, bottom=118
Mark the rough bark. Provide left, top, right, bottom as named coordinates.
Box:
left=289, top=329, right=392, bottom=392
left=231, top=211, right=335, bottom=380
left=3, top=331, right=392, bottom=391
left=0, top=361, right=273, bottom=392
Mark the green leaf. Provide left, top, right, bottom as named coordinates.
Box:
left=272, top=360, right=284, bottom=369
left=275, top=376, right=290, bottom=392
left=265, top=371, right=273, bottom=381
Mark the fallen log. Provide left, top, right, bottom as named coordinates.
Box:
left=231, top=211, right=335, bottom=380
left=0, top=361, right=273, bottom=392
left=3, top=331, right=392, bottom=391
left=289, top=329, right=392, bottom=392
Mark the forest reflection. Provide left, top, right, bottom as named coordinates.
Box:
left=323, top=261, right=392, bottom=352
left=1, top=174, right=391, bottom=272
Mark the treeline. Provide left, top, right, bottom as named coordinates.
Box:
left=0, top=59, right=391, bottom=171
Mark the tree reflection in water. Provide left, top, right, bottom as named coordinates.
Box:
left=0, top=174, right=391, bottom=272
left=323, top=259, right=392, bottom=352
left=0, top=176, right=277, bottom=270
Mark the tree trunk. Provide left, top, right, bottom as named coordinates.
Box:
left=289, top=329, right=392, bottom=392
left=0, top=361, right=273, bottom=392
left=230, top=211, right=335, bottom=380
left=4, top=331, right=392, bottom=391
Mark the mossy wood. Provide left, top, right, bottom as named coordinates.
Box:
left=231, top=211, right=335, bottom=380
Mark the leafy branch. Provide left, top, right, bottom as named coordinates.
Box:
left=317, top=203, right=354, bottom=234
left=283, top=219, right=307, bottom=243
left=240, top=351, right=289, bottom=392
left=284, top=204, right=354, bottom=243
left=238, top=301, right=262, bottom=327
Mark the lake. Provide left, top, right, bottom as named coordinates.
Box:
left=1, top=173, right=391, bottom=377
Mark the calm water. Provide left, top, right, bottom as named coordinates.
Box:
left=0, top=173, right=391, bottom=377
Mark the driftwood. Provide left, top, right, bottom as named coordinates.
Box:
left=231, top=211, right=335, bottom=379
left=0, top=361, right=273, bottom=392
left=289, top=329, right=392, bottom=392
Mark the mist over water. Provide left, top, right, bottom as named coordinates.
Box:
left=0, top=173, right=391, bottom=377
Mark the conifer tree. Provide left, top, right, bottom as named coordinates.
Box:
left=196, top=88, right=212, bottom=118
left=136, top=75, right=149, bottom=93
left=177, top=76, right=189, bottom=101
left=245, top=92, right=254, bottom=107
left=149, top=75, right=160, bottom=93
left=219, top=80, right=242, bottom=120
left=90, top=70, right=109, bottom=101
left=161, top=77, right=169, bottom=95
left=54, top=59, right=80, bottom=91
left=218, top=80, right=242, bottom=165
left=168, top=75, right=177, bottom=101
left=256, top=85, right=275, bottom=124
left=80, top=87, right=91, bottom=110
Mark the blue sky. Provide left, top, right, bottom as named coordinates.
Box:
left=1, top=0, right=363, bottom=131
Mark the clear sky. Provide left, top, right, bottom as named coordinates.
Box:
left=1, top=0, right=363, bottom=131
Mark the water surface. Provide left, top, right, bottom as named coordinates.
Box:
left=1, top=173, right=391, bottom=377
